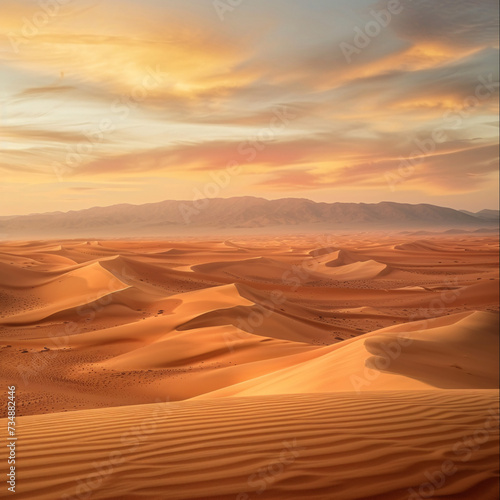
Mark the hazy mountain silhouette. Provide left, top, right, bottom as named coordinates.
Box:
left=0, top=197, right=497, bottom=238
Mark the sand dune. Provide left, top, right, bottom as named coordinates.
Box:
left=192, top=257, right=303, bottom=283
left=6, top=390, right=498, bottom=500
left=3, top=262, right=129, bottom=323
left=0, top=234, right=498, bottom=499
left=197, top=311, right=499, bottom=398
left=317, top=259, right=388, bottom=280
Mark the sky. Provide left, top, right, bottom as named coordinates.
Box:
left=0, top=0, right=498, bottom=216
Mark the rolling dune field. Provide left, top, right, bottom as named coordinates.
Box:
left=0, top=233, right=498, bottom=499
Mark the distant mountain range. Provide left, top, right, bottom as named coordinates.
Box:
left=460, top=209, right=500, bottom=221
left=0, top=197, right=498, bottom=239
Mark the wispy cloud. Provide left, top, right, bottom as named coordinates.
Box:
left=0, top=0, right=498, bottom=214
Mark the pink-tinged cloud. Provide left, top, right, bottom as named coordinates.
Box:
left=0, top=0, right=498, bottom=214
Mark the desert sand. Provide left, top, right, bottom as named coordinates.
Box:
left=0, top=233, right=498, bottom=499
